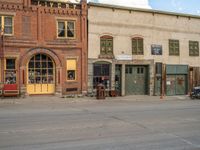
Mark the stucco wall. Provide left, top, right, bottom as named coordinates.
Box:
left=88, top=5, right=200, bottom=67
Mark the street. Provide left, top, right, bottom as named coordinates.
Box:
left=0, top=96, right=200, bottom=150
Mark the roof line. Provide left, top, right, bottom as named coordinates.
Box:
left=88, top=2, right=200, bottom=19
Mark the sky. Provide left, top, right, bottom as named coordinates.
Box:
left=88, top=0, right=200, bottom=15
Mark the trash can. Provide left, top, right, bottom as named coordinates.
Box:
left=96, top=83, right=105, bottom=99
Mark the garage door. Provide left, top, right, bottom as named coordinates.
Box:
left=166, top=75, right=187, bottom=96
left=125, top=66, right=148, bottom=95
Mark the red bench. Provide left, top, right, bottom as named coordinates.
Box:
left=3, top=84, right=19, bottom=97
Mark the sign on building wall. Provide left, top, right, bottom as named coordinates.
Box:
left=116, top=54, right=133, bottom=60
left=151, top=45, right=162, bottom=55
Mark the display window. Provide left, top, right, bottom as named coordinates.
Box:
left=66, top=59, right=77, bottom=81
left=5, top=58, right=16, bottom=84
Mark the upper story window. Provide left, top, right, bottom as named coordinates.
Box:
left=132, top=38, right=144, bottom=55
left=169, top=39, right=179, bottom=56
left=100, top=36, right=113, bottom=55
left=189, top=41, right=199, bottom=56
left=0, top=16, right=13, bottom=35
left=57, top=20, right=75, bottom=38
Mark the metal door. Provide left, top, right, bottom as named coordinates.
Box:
left=166, top=75, right=187, bottom=95
left=166, top=75, right=176, bottom=96
left=176, top=75, right=186, bottom=95
left=125, top=66, right=148, bottom=95
left=155, top=77, right=162, bottom=96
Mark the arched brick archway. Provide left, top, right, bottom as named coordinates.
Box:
left=20, top=47, right=62, bottom=68
left=19, top=47, right=62, bottom=95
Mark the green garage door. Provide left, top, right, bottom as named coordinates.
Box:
left=125, top=66, right=148, bottom=95
left=166, top=65, right=188, bottom=96
left=166, top=75, right=187, bottom=95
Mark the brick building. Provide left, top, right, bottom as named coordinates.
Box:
left=0, top=0, right=87, bottom=96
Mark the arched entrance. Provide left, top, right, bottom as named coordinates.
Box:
left=27, top=54, right=55, bottom=94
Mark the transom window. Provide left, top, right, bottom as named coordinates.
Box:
left=100, top=36, right=113, bottom=55
left=169, top=39, right=179, bottom=56
left=132, top=38, right=144, bottom=55
left=189, top=41, right=199, bottom=56
left=57, top=20, right=75, bottom=38
left=0, top=16, right=13, bottom=35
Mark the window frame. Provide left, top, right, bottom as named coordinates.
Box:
left=66, top=59, right=77, bottom=82
left=57, top=20, right=76, bottom=39
left=169, top=39, right=180, bottom=56
left=4, top=58, right=17, bottom=84
left=0, top=15, right=14, bottom=36
left=132, top=37, right=144, bottom=55
left=100, top=36, right=113, bottom=55
left=93, top=63, right=111, bottom=89
left=189, top=41, right=199, bottom=56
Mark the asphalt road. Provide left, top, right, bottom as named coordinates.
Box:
left=0, top=97, right=200, bottom=150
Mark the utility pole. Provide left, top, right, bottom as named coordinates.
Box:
left=0, top=28, right=4, bottom=85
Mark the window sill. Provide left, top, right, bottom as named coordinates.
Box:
left=189, top=55, right=199, bottom=57
left=3, top=34, right=14, bottom=37
left=56, top=37, right=76, bottom=40
left=98, top=54, right=114, bottom=59
left=66, top=81, right=78, bottom=83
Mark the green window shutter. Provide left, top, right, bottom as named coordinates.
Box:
left=189, top=41, right=199, bottom=56
left=169, top=40, right=179, bottom=56
left=100, top=39, right=106, bottom=55
left=138, top=39, right=144, bottom=55
left=175, top=40, right=179, bottom=55
left=132, top=39, right=137, bottom=54
left=106, top=39, right=113, bottom=55
left=132, top=38, right=143, bottom=55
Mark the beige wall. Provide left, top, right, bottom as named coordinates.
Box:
left=88, top=5, right=200, bottom=67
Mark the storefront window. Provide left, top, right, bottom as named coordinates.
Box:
left=93, top=63, right=110, bottom=89
left=66, top=59, right=77, bottom=81
left=5, top=59, right=16, bottom=84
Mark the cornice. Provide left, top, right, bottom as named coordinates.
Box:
left=0, top=3, right=23, bottom=11
left=0, top=2, right=84, bottom=16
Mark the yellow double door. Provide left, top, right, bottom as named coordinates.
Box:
left=27, top=84, right=55, bottom=95
left=26, top=54, right=55, bottom=95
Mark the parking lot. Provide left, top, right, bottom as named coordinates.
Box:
left=0, top=96, right=200, bottom=150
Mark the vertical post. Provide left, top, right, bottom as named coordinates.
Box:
left=80, top=0, right=88, bottom=94
left=1, top=29, right=4, bottom=85
left=189, top=67, right=193, bottom=95
left=160, top=63, right=165, bottom=99
left=121, top=64, right=125, bottom=96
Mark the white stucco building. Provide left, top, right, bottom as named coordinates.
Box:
left=88, top=2, right=200, bottom=96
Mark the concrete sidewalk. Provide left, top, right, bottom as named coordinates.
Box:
left=0, top=95, right=192, bottom=105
